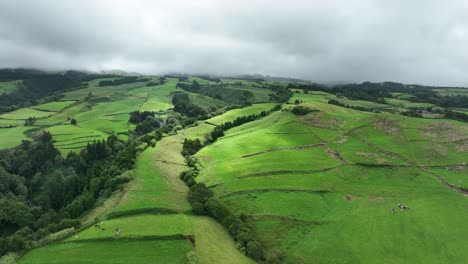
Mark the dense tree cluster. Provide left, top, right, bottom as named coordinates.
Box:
left=134, top=116, right=162, bottom=135
left=172, top=93, right=207, bottom=118
left=0, top=131, right=149, bottom=255
left=182, top=139, right=202, bottom=156
left=195, top=76, right=221, bottom=83
left=128, top=111, right=155, bottom=124
left=98, top=77, right=150, bottom=86
left=291, top=105, right=316, bottom=116
left=268, top=86, right=293, bottom=103
left=176, top=81, right=254, bottom=106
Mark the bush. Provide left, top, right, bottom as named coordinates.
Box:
left=246, top=241, right=265, bottom=261
left=192, top=202, right=205, bottom=215
left=186, top=251, right=199, bottom=264
left=188, top=183, right=213, bottom=204
left=203, top=199, right=232, bottom=224
left=292, top=105, right=314, bottom=115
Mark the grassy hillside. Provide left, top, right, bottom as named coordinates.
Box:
left=195, top=101, right=468, bottom=263
left=3, top=75, right=468, bottom=263
left=18, top=108, right=259, bottom=264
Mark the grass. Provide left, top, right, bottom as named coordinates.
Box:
left=385, top=98, right=436, bottom=109
left=0, top=108, right=53, bottom=120
left=67, top=214, right=193, bottom=241
left=47, top=124, right=108, bottom=154
left=139, top=80, right=177, bottom=112
left=192, top=216, right=255, bottom=264
left=113, top=140, right=190, bottom=213
left=18, top=240, right=191, bottom=264
left=32, top=101, right=76, bottom=112
left=0, top=126, right=35, bottom=148
left=206, top=103, right=277, bottom=125
left=195, top=102, right=468, bottom=263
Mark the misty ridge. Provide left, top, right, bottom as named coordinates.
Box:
left=0, top=0, right=467, bottom=86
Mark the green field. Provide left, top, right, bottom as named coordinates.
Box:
left=0, top=126, right=35, bottom=148
left=0, top=108, right=53, bottom=120
left=19, top=240, right=191, bottom=264
left=195, top=102, right=468, bottom=263
left=139, top=80, right=178, bottom=112
left=32, top=101, right=76, bottom=112
left=47, top=124, right=108, bottom=154
left=206, top=103, right=276, bottom=125
left=5, top=75, right=468, bottom=264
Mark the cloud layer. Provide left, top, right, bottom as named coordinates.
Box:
left=1, top=0, right=467, bottom=85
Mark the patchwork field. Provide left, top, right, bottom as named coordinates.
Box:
left=3, top=75, right=468, bottom=263
left=195, top=102, right=468, bottom=263
left=19, top=110, right=259, bottom=263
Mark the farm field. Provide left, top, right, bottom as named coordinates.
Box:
left=0, top=126, right=35, bottom=148
left=195, top=102, right=468, bottom=263
left=32, top=100, right=76, bottom=112
left=139, top=79, right=178, bottom=112
left=19, top=240, right=191, bottom=264
left=18, top=107, right=265, bottom=263
left=0, top=108, right=53, bottom=120
left=3, top=73, right=468, bottom=264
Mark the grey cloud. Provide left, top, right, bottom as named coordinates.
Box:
left=0, top=0, right=467, bottom=86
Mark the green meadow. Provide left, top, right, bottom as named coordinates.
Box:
left=32, top=100, right=76, bottom=112
left=195, top=101, right=468, bottom=263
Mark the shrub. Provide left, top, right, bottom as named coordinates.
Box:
left=292, top=105, right=314, bottom=115
left=186, top=251, right=199, bottom=264
left=188, top=183, right=213, bottom=204
left=246, top=241, right=265, bottom=261
left=192, top=202, right=205, bottom=215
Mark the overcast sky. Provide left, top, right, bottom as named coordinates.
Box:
left=0, top=0, right=467, bottom=86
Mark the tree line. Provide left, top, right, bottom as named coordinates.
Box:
left=98, top=76, right=150, bottom=87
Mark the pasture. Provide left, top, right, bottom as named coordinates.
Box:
left=19, top=240, right=191, bottom=264
left=195, top=102, right=468, bottom=263
left=32, top=101, right=76, bottom=112
left=0, top=126, right=35, bottom=148
left=0, top=108, right=53, bottom=120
